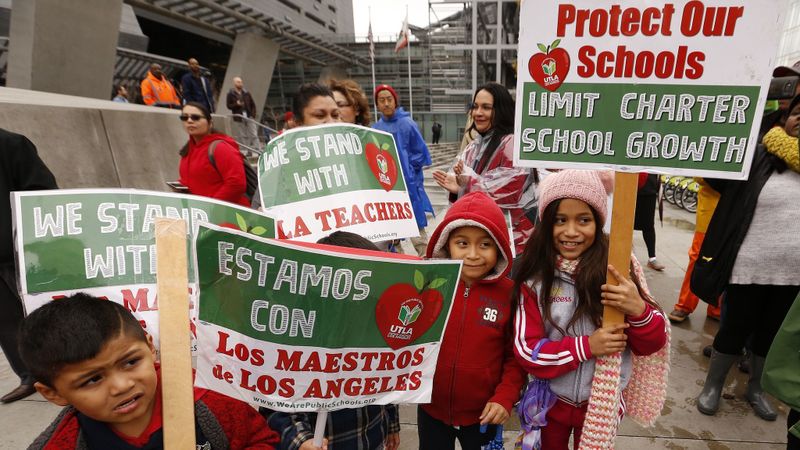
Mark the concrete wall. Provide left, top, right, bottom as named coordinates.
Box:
left=7, top=0, right=122, bottom=99
left=216, top=33, right=280, bottom=120
left=0, top=87, right=231, bottom=191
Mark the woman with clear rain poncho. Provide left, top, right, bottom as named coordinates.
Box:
left=433, top=82, right=539, bottom=256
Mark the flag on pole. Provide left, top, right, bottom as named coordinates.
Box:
left=368, top=11, right=378, bottom=120
left=368, top=20, right=375, bottom=62
left=395, top=15, right=409, bottom=52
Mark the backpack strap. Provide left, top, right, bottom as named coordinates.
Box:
left=195, top=399, right=229, bottom=449
left=207, top=140, right=223, bottom=172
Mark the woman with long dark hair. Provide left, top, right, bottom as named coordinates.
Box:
left=433, top=82, right=538, bottom=255
left=178, top=101, right=249, bottom=207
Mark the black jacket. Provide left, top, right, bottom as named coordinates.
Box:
left=226, top=88, right=256, bottom=122
left=691, top=145, right=785, bottom=302
left=181, top=72, right=215, bottom=112
left=0, top=129, right=58, bottom=264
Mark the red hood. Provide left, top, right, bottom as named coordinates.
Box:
left=426, top=191, right=511, bottom=281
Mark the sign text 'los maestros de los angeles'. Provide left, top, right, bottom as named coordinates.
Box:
left=192, top=224, right=461, bottom=411
left=514, top=0, right=787, bottom=179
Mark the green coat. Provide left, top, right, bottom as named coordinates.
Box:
left=763, top=290, right=800, bottom=438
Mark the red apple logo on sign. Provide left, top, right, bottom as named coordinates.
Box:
left=365, top=142, right=398, bottom=191
left=375, top=270, right=447, bottom=349
left=528, top=39, right=570, bottom=92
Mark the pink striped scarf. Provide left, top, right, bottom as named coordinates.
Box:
left=578, top=255, right=671, bottom=450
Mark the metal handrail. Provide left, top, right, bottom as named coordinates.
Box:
left=228, top=114, right=281, bottom=157
left=230, top=114, right=278, bottom=135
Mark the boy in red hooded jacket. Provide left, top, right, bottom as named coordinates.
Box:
left=419, top=191, right=526, bottom=449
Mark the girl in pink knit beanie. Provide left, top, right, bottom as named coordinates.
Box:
left=511, top=169, right=669, bottom=450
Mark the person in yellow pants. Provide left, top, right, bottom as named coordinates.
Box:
left=669, top=178, right=722, bottom=322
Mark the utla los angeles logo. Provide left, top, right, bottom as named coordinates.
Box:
left=398, top=299, right=422, bottom=326
left=375, top=270, right=447, bottom=349
left=365, top=141, right=398, bottom=191
left=529, top=39, right=570, bottom=92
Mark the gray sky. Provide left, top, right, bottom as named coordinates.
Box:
left=351, top=0, right=463, bottom=42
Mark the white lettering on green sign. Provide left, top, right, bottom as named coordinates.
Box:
left=217, top=241, right=372, bottom=301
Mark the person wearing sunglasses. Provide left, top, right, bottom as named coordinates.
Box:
left=178, top=102, right=249, bottom=207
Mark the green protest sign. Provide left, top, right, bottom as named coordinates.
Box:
left=192, top=223, right=461, bottom=411
left=258, top=124, right=419, bottom=242
left=12, top=189, right=276, bottom=346
left=514, top=0, right=786, bottom=180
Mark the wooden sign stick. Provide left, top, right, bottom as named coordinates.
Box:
left=155, top=218, right=196, bottom=449
left=602, top=172, right=639, bottom=327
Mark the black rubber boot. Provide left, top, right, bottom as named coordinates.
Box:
left=738, top=347, right=750, bottom=374
left=697, top=350, right=738, bottom=415
left=746, top=354, right=778, bottom=421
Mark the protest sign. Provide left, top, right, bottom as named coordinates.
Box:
left=192, top=223, right=461, bottom=411
left=257, top=123, right=419, bottom=242
left=514, top=0, right=787, bottom=179
left=12, top=188, right=276, bottom=346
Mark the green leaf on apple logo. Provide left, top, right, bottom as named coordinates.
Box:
left=428, top=278, right=447, bottom=289
left=235, top=212, right=247, bottom=231
left=414, top=270, right=424, bottom=291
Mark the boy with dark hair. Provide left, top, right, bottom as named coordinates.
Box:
left=20, top=293, right=279, bottom=449
left=373, top=84, right=434, bottom=257
left=316, top=230, right=380, bottom=251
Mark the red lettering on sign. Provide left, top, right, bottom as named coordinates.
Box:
left=577, top=45, right=705, bottom=80
left=681, top=1, right=744, bottom=37
left=215, top=331, right=265, bottom=366
left=350, top=205, right=366, bottom=225
left=557, top=4, right=679, bottom=37
left=122, top=288, right=154, bottom=312
left=332, top=207, right=349, bottom=228
left=276, top=349, right=302, bottom=371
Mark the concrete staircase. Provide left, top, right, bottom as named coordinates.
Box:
left=427, top=142, right=461, bottom=169
left=423, top=141, right=461, bottom=217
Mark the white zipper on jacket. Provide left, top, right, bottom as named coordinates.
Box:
left=448, top=285, right=471, bottom=424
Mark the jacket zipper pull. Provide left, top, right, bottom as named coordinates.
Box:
left=464, top=287, right=470, bottom=298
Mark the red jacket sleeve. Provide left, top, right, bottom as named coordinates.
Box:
left=489, top=332, right=528, bottom=413
left=513, top=283, right=594, bottom=379
left=211, top=141, right=247, bottom=203
left=625, top=303, right=668, bottom=356
left=241, top=404, right=280, bottom=449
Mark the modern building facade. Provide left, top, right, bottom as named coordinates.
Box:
left=0, top=0, right=363, bottom=118
left=0, top=0, right=524, bottom=144
left=263, top=0, right=520, bottom=142
left=777, top=0, right=800, bottom=66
